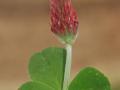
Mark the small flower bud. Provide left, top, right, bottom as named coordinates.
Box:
left=50, top=0, right=79, bottom=44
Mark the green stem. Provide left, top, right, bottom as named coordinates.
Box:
left=63, top=44, right=72, bottom=90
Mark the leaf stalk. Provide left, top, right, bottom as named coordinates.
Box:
left=63, top=44, right=72, bottom=90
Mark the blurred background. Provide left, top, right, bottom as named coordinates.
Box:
left=0, top=0, right=120, bottom=90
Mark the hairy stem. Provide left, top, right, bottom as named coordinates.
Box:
left=63, top=44, right=72, bottom=90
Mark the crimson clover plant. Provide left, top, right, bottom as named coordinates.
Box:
left=19, top=0, right=111, bottom=90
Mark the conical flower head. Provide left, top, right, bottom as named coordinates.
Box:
left=50, top=0, right=79, bottom=44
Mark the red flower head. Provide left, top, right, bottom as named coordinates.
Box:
left=50, top=0, right=79, bottom=44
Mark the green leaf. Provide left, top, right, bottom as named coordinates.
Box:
left=19, top=81, right=55, bottom=90
left=29, top=47, right=66, bottom=90
left=69, top=67, right=111, bottom=90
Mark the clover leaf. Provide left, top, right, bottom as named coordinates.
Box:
left=19, top=47, right=66, bottom=90
left=69, top=67, right=111, bottom=90
left=19, top=82, right=55, bottom=90
left=19, top=48, right=111, bottom=90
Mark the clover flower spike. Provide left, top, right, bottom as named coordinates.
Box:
left=50, top=0, right=79, bottom=44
